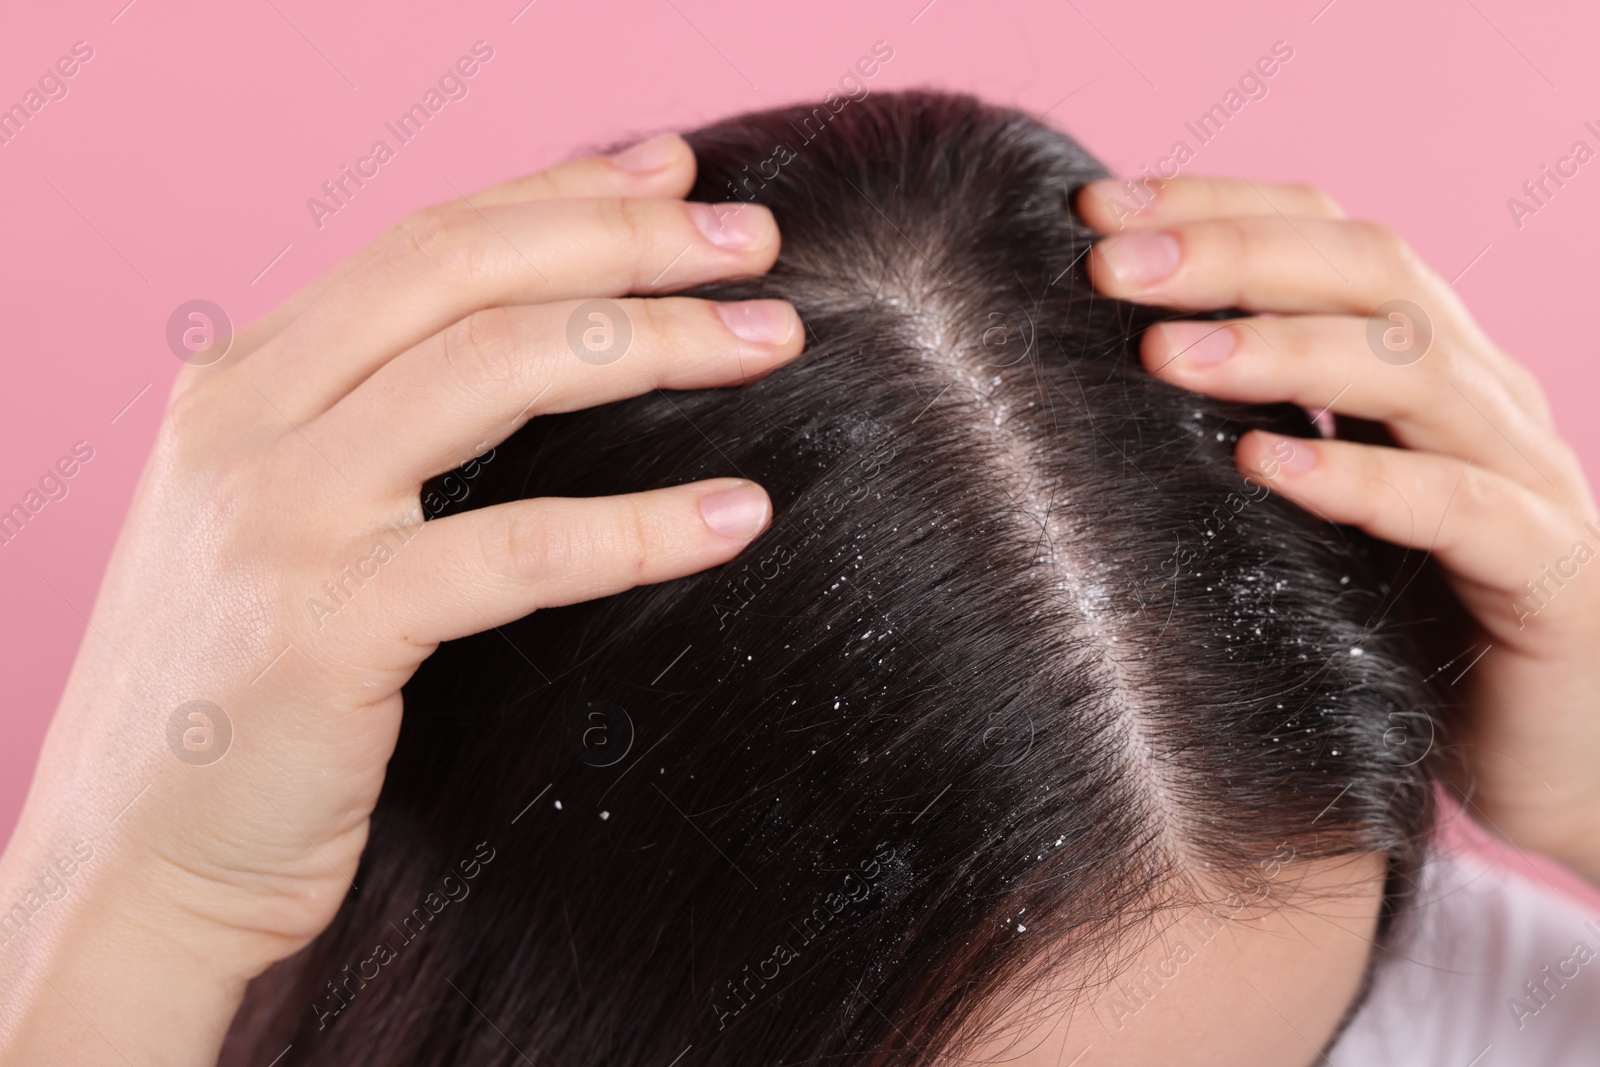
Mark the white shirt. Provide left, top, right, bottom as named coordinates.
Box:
left=1330, top=832, right=1600, bottom=1065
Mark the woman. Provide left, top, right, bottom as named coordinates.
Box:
left=2, top=92, right=1596, bottom=1066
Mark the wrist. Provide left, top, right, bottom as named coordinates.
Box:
left=0, top=826, right=258, bottom=1066
left=5, top=908, right=250, bottom=1067
left=1453, top=770, right=1600, bottom=890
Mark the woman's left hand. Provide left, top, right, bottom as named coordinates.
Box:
left=1077, top=176, right=1600, bottom=884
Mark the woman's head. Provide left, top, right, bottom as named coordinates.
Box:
left=224, top=89, right=1438, bottom=1066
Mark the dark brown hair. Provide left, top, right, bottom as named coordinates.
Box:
left=223, top=89, right=1438, bottom=1067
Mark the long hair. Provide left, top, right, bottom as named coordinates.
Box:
left=222, top=89, right=1439, bottom=1067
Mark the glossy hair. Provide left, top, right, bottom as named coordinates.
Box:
left=223, top=90, right=1439, bottom=1066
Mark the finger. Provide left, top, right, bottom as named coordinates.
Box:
left=1236, top=431, right=1579, bottom=595
left=255, top=196, right=780, bottom=423
left=380, top=479, right=772, bottom=643
left=214, top=135, right=698, bottom=372
left=1087, top=215, right=1462, bottom=317
left=1076, top=176, right=1344, bottom=232
left=1093, top=214, right=1557, bottom=431
left=1145, top=317, right=1590, bottom=498
left=467, top=132, right=697, bottom=206
left=323, top=296, right=804, bottom=490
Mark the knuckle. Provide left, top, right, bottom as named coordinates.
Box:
left=394, top=204, right=450, bottom=257
left=159, top=378, right=250, bottom=472
left=611, top=197, right=654, bottom=260
left=1422, top=334, right=1463, bottom=385
left=516, top=170, right=558, bottom=200
left=1296, top=183, right=1344, bottom=218
left=1216, top=217, right=1252, bottom=263
left=1271, top=319, right=1314, bottom=362
left=1193, top=177, right=1228, bottom=216
left=1353, top=218, right=1424, bottom=278
left=394, top=204, right=485, bottom=280
left=1504, top=359, right=1538, bottom=395
left=630, top=297, right=674, bottom=352
left=1354, top=218, right=1402, bottom=256
left=486, top=501, right=661, bottom=588
left=163, top=380, right=215, bottom=440
left=1547, top=436, right=1583, bottom=483
left=1352, top=449, right=1392, bottom=521
left=1452, top=461, right=1499, bottom=520
left=490, top=507, right=566, bottom=585
left=440, top=309, right=520, bottom=397
left=1507, top=361, right=1551, bottom=413
left=617, top=499, right=657, bottom=580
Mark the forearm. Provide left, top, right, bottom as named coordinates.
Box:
left=1457, top=653, right=1600, bottom=890
left=0, top=823, right=250, bottom=1066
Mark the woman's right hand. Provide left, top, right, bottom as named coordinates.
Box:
left=0, top=133, right=802, bottom=1064
left=1077, top=175, right=1600, bottom=886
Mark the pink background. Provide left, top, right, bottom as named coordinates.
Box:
left=3, top=0, right=1597, bottom=845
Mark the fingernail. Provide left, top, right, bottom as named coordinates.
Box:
left=689, top=202, right=772, bottom=250
left=1097, top=232, right=1181, bottom=289
left=716, top=300, right=797, bottom=345
left=1159, top=321, right=1236, bottom=366
left=1255, top=433, right=1318, bottom=476
left=610, top=133, right=679, bottom=173
left=699, top=483, right=771, bottom=540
